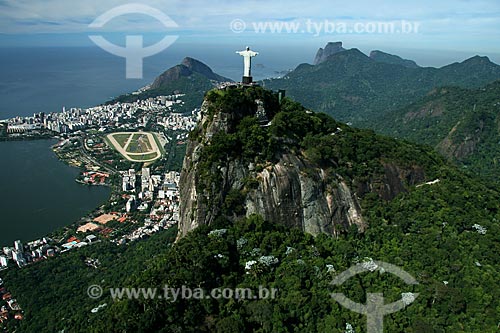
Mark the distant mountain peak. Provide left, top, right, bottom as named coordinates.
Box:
left=440, top=55, right=498, bottom=74
left=463, top=55, right=492, bottom=64
left=314, top=43, right=421, bottom=69
left=342, top=48, right=369, bottom=58
left=151, top=57, right=231, bottom=90
left=180, top=57, right=229, bottom=81
left=314, top=41, right=346, bottom=65
left=315, top=47, right=370, bottom=66
left=369, top=50, right=420, bottom=68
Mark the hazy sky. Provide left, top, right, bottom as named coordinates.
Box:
left=1, top=0, right=499, bottom=65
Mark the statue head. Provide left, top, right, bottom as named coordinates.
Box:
left=246, top=46, right=250, bottom=51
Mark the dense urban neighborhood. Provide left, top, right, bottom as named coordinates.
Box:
left=0, top=91, right=201, bottom=326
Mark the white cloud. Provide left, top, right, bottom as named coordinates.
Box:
left=0, top=0, right=499, bottom=54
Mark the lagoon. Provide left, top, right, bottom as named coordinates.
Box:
left=0, top=139, right=110, bottom=247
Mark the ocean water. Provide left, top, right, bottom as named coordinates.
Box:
left=0, top=44, right=310, bottom=119
left=0, top=47, right=158, bottom=119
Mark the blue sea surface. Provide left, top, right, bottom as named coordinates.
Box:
left=0, top=45, right=307, bottom=119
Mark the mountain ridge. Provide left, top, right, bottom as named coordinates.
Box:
left=110, top=57, right=231, bottom=111
left=313, top=41, right=346, bottom=65
left=151, top=57, right=232, bottom=89
left=369, top=50, right=420, bottom=68
left=264, top=42, right=500, bottom=124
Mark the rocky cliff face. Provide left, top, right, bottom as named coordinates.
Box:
left=179, top=116, right=365, bottom=237
left=437, top=120, right=484, bottom=161
left=313, top=42, right=346, bottom=65
left=178, top=87, right=428, bottom=239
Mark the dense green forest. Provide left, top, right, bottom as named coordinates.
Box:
left=368, top=81, right=500, bottom=182
left=1, top=228, right=178, bottom=332
left=93, top=194, right=500, bottom=333
left=5, top=187, right=500, bottom=333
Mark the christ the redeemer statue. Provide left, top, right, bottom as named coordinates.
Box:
left=236, top=46, right=258, bottom=84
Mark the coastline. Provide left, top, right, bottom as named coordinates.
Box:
left=74, top=178, right=111, bottom=187
left=0, top=132, right=54, bottom=142
left=0, top=91, right=193, bottom=273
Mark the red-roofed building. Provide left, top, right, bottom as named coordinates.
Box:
left=100, top=228, right=114, bottom=238
left=67, top=237, right=80, bottom=243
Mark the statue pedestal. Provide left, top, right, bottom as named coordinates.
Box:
left=242, top=76, right=253, bottom=84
